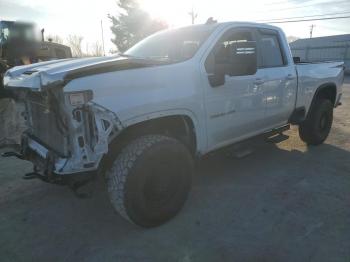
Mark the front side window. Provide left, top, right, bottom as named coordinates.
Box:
left=258, top=30, right=285, bottom=68
left=205, top=29, right=255, bottom=75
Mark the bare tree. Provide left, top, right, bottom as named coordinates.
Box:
left=90, top=42, right=104, bottom=57
left=85, top=43, right=89, bottom=57
left=46, top=35, right=64, bottom=44
left=66, top=35, right=84, bottom=57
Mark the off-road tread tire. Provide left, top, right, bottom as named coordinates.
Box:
left=106, top=134, right=193, bottom=227
left=299, top=98, right=333, bottom=145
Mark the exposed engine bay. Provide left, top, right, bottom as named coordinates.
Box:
left=13, top=87, right=123, bottom=178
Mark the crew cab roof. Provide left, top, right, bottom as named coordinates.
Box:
left=173, top=21, right=283, bottom=33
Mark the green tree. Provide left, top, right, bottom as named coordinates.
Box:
left=109, top=0, right=168, bottom=52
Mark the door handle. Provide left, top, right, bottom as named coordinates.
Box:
left=254, top=78, right=265, bottom=85
left=286, top=74, right=295, bottom=80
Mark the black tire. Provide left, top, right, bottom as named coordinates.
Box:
left=106, top=135, right=194, bottom=227
left=299, top=98, right=333, bottom=145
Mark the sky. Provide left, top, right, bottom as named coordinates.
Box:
left=1, top=0, right=350, bottom=54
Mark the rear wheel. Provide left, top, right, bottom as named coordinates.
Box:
left=106, top=135, right=194, bottom=227
left=299, top=98, right=333, bottom=145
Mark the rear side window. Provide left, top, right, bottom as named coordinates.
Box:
left=258, top=30, right=285, bottom=68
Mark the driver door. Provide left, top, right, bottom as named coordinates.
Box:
left=201, top=27, right=267, bottom=151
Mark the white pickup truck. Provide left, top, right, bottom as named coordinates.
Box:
left=3, top=22, right=344, bottom=227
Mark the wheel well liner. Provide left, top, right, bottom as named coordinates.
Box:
left=101, top=115, right=197, bottom=171
left=314, top=83, right=337, bottom=105
left=308, top=83, right=337, bottom=117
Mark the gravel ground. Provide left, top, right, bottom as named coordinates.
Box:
left=0, top=77, right=349, bottom=262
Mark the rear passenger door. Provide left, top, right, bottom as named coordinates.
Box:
left=256, top=29, right=298, bottom=128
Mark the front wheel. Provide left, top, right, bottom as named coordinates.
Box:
left=106, top=135, right=194, bottom=227
left=299, top=98, right=333, bottom=145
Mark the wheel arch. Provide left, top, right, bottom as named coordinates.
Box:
left=307, top=82, right=337, bottom=117
left=101, top=112, right=201, bottom=172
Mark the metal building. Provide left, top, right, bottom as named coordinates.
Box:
left=290, top=34, right=350, bottom=73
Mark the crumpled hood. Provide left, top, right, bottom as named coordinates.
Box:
left=4, top=56, right=166, bottom=91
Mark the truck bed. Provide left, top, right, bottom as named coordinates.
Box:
left=295, top=61, right=344, bottom=111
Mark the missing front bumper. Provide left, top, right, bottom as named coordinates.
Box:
left=2, top=143, right=96, bottom=197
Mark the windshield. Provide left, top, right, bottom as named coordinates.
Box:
left=124, top=25, right=218, bottom=62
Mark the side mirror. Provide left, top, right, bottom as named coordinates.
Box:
left=208, top=63, right=226, bottom=87
left=209, top=41, right=258, bottom=87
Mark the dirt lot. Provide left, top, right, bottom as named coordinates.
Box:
left=1, top=77, right=350, bottom=262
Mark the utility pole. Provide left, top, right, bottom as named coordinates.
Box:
left=101, top=20, right=106, bottom=56
left=188, top=6, right=198, bottom=25
left=309, top=24, right=315, bottom=38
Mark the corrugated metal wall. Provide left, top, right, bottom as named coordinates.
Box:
left=290, top=35, right=350, bottom=74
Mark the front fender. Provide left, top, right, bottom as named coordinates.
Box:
left=121, top=109, right=206, bottom=154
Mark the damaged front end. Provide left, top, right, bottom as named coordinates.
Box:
left=3, top=70, right=123, bottom=187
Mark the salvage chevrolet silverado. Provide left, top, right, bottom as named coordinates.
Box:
left=3, top=22, right=344, bottom=227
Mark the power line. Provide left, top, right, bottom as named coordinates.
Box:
left=264, top=15, right=350, bottom=23
left=257, top=11, right=350, bottom=22
left=245, top=1, right=350, bottom=21
left=263, top=0, right=290, bottom=6
left=262, top=0, right=350, bottom=13
left=317, top=24, right=346, bottom=31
